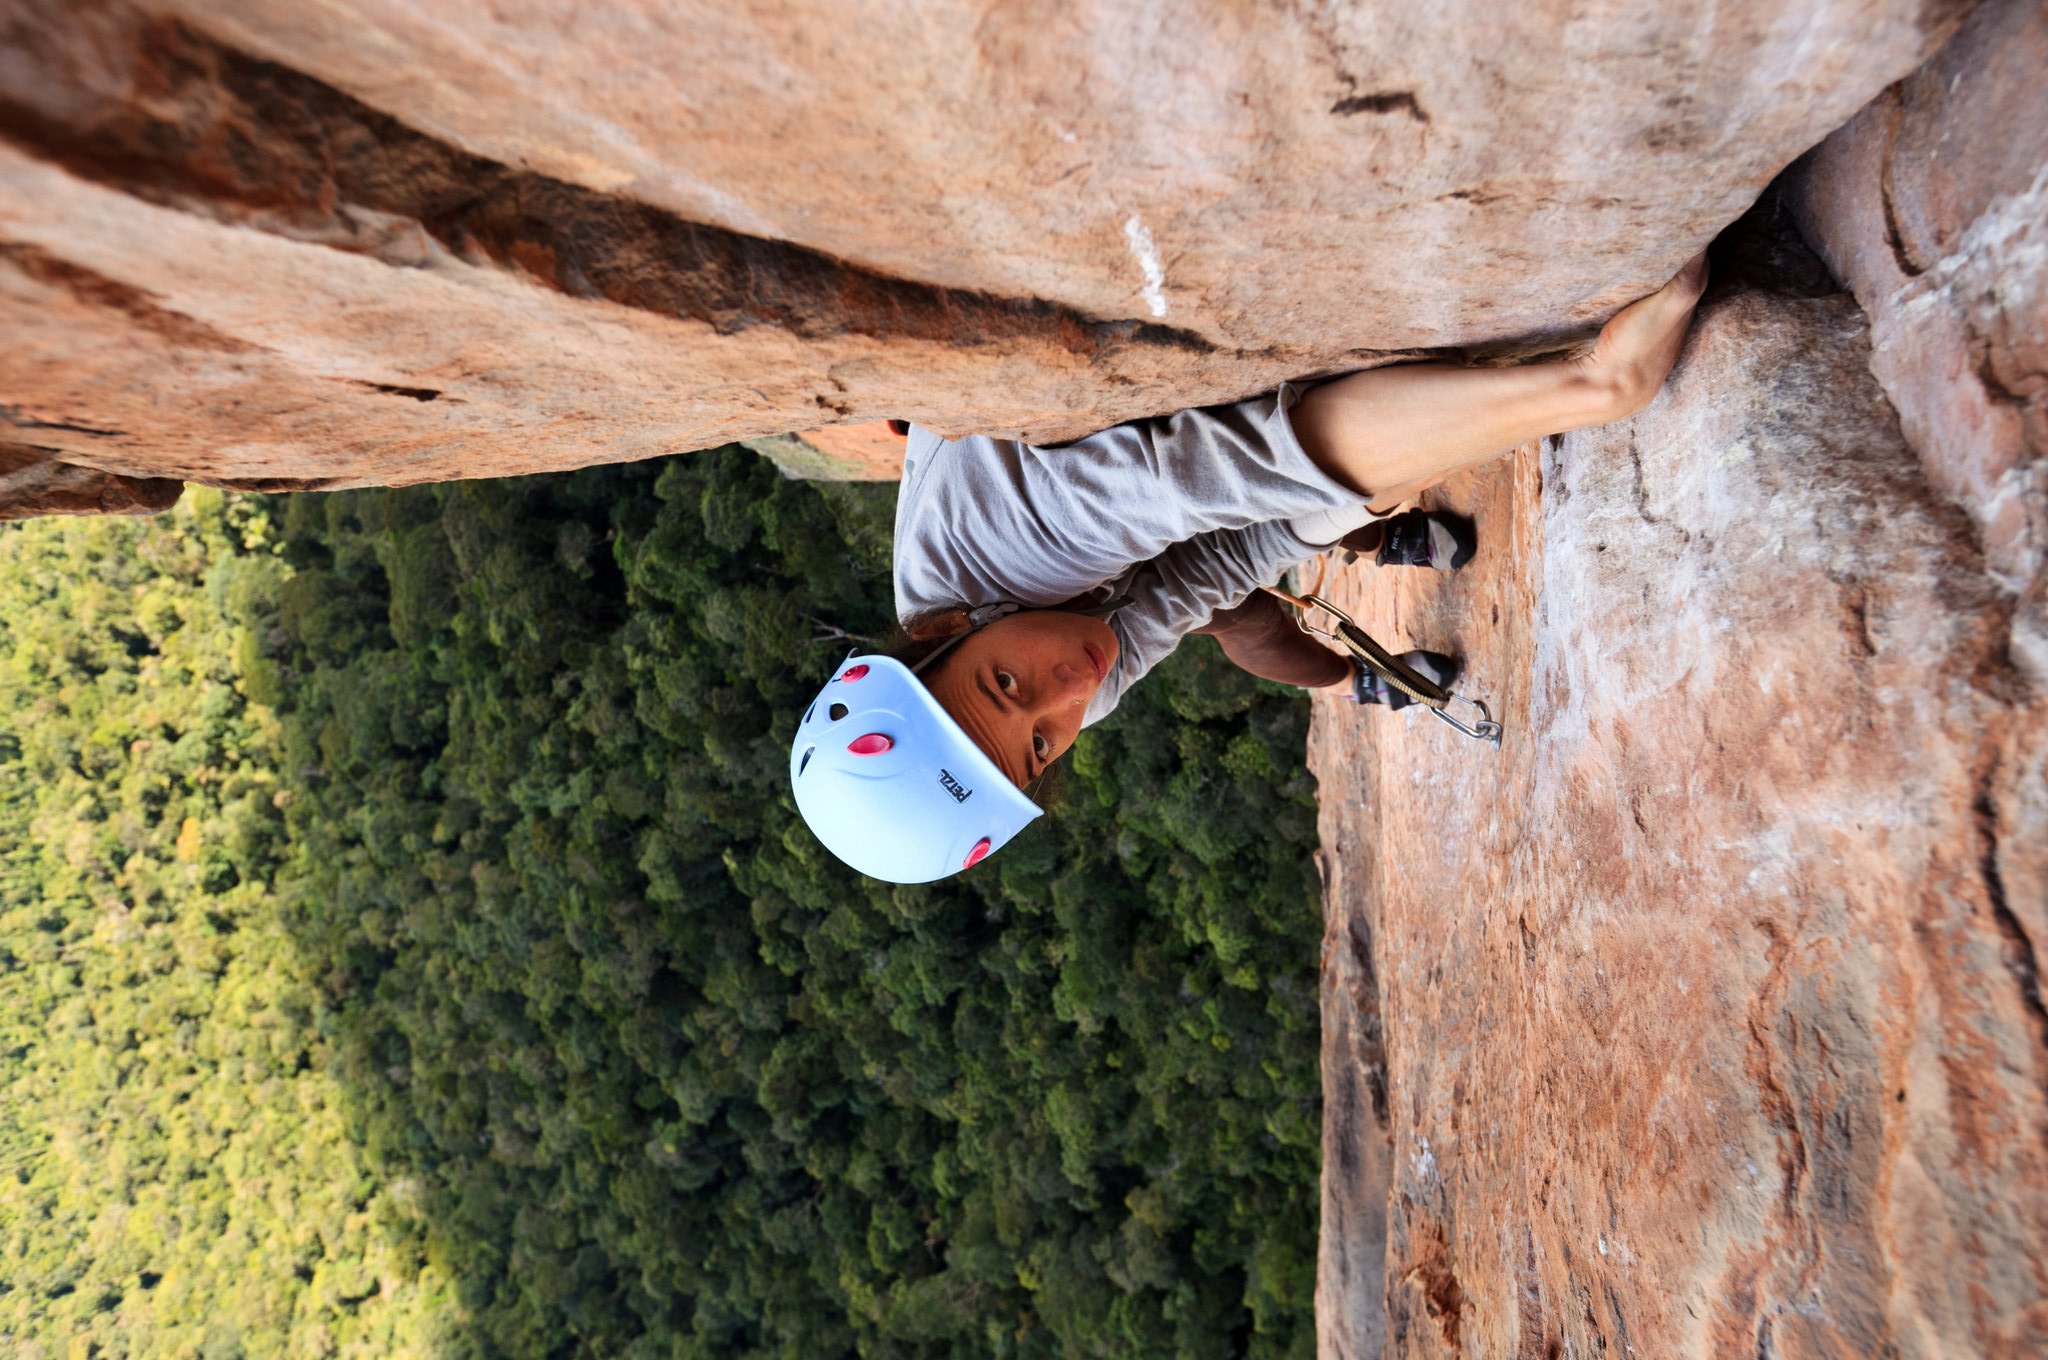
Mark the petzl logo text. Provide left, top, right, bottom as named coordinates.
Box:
left=938, top=769, right=972, bottom=803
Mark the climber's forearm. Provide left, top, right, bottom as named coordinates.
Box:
left=1197, top=593, right=1351, bottom=690
left=1291, top=356, right=1622, bottom=511
left=1293, top=254, right=1709, bottom=509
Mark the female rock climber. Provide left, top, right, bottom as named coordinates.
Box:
left=789, top=255, right=1708, bottom=882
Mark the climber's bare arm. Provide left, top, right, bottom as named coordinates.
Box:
left=1292, top=254, right=1708, bottom=511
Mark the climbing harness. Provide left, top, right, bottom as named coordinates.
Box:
left=1260, top=585, right=1504, bottom=748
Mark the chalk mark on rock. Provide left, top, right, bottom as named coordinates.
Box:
left=1122, top=214, right=1169, bottom=319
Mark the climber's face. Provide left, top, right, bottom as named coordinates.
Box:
left=923, top=610, right=1119, bottom=788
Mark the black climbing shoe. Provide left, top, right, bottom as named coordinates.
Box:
left=1364, top=509, right=1477, bottom=570
left=1348, top=650, right=1459, bottom=711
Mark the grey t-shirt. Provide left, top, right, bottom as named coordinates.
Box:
left=893, top=387, right=1367, bottom=724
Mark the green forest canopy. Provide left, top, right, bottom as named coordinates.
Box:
left=1, top=450, right=1326, bottom=1359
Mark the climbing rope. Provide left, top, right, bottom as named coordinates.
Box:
left=1260, top=585, right=1503, bottom=748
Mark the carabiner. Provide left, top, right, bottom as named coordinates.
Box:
left=1261, top=584, right=1504, bottom=749
left=1430, top=694, right=1503, bottom=748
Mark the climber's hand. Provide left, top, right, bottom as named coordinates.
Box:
left=1573, top=251, right=1709, bottom=421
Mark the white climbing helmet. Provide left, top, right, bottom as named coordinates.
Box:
left=789, top=653, right=1043, bottom=883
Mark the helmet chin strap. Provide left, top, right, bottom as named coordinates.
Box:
left=910, top=627, right=973, bottom=676
left=910, top=602, right=1020, bottom=676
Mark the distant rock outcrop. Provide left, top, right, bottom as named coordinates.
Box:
left=0, top=444, right=182, bottom=520
left=0, top=0, right=1960, bottom=510
left=743, top=422, right=908, bottom=482
left=1309, top=6, right=2046, bottom=1353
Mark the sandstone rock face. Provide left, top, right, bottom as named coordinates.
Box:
left=1785, top=0, right=2048, bottom=661
left=1308, top=274, right=2048, bottom=1355
left=0, top=0, right=1962, bottom=506
left=1312, top=16, right=2048, bottom=1349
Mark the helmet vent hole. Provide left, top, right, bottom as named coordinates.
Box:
left=797, top=746, right=816, bottom=775
left=828, top=702, right=849, bottom=722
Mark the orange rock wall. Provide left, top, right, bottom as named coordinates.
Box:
left=1309, top=5, right=2048, bottom=1344
left=1313, top=286, right=2047, bottom=1360
left=1786, top=0, right=2048, bottom=625
left=0, top=0, right=1961, bottom=503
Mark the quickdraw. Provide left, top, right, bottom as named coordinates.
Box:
left=1261, top=586, right=1503, bottom=748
